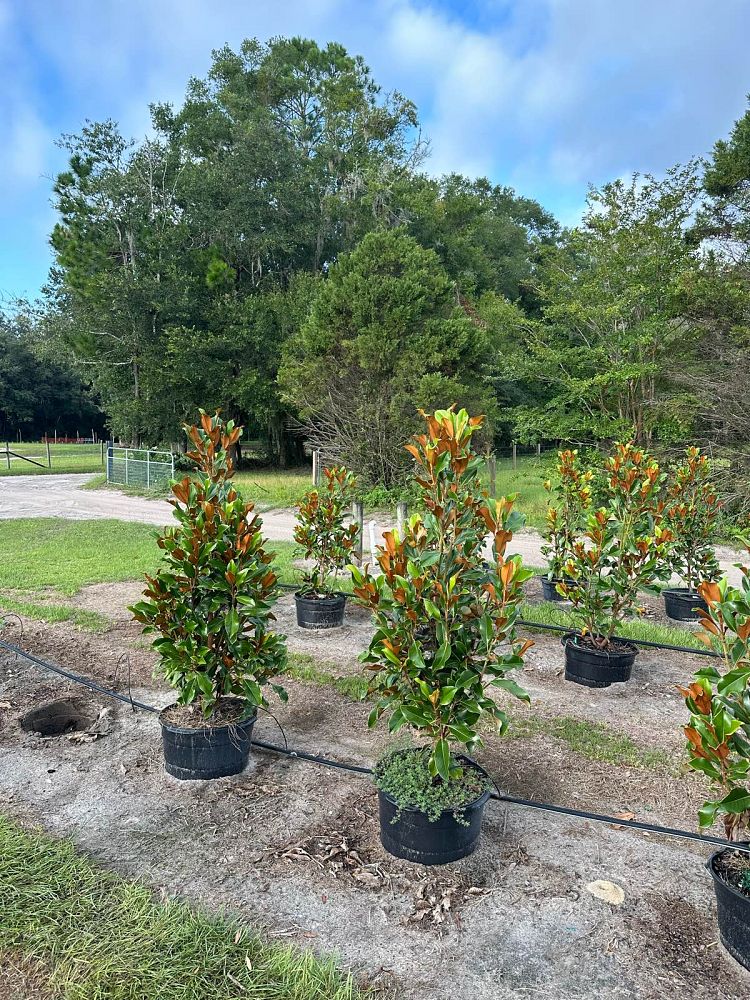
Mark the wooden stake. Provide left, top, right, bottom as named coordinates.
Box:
left=396, top=502, right=407, bottom=536
left=352, top=501, right=364, bottom=563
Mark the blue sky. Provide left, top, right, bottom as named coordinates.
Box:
left=1, top=0, right=749, bottom=303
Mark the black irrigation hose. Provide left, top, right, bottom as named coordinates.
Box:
left=280, top=583, right=722, bottom=657
left=516, top=618, right=722, bottom=658
left=0, top=637, right=159, bottom=714
left=3, top=636, right=749, bottom=856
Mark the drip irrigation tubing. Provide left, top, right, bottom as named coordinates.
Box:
left=515, top=618, right=721, bottom=658
left=278, top=584, right=721, bottom=658
left=2, top=634, right=748, bottom=855
left=0, top=636, right=158, bottom=714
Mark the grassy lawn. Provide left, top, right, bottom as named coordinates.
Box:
left=483, top=454, right=552, bottom=531
left=0, top=442, right=105, bottom=477
left=0, top=519, right=707, bottom=650
left=0, top=816, right=367, bottom=1000
left=519, top=598, right=707, bottom=651
left=0, top=519, right=303, bottom=628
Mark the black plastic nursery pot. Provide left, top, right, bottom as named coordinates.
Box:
left=159, top=699, right=257, bottom=780
left=541, top=576, right=568, bottom=602
left=563, top=633, right=638, bottom=688
left=708, top=848, right=750, bottom=971
left=663, top=587, right=709, bottom=622
left=378, top=757, right=492, bottom=865
left=294, top=591, right=347, bottom=630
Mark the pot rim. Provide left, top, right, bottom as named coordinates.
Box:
left=562, top=632, right=639, bottom=657
left=159, top=697, right=258, bottom=735
left=663, top=587, right=705, bottom=598
left=707, top=845, right=750, bottom=905
left=294, top=590, right=348, bottom=604
left=377, top=750, right=492, bottom=815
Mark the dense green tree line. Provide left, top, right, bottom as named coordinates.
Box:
left=0, top=308, right=105, bottom=441
left=33, top=34, right=750, bottom=502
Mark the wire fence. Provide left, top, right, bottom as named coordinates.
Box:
left=106, top=445, right=174, bottom=489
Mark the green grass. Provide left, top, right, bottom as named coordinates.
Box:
left=0, top=815, right=368, bottom=1000
left=506, top=712, right=674, bottom=771
left=0, top=442, right=105, bottom=477
left=483, top=454, right=552, bottom=531
left=0, top=519, right=163, bottom=596
left=233, top=468, right=313, bottom=510
left=0, top=595, right=109, bottom=632
left=520, top=599, right=707, bottom=651
left=286, top=653, right=369, bottom=701
left=0, top=519, right=301, bottom=610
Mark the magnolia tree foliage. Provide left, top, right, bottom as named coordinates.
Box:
left=130, top=412, right=286, bottom=716
left=682, top=567, right=750, bottom=840
left=561, top=443, right=673, bottom=644
left=294, top=467, right=359, bottom=596
left=351, top=408, right=533, bottom=782
left=541, top=449, right=593, bottom=581
left=663, top=446, right=721, bottom=590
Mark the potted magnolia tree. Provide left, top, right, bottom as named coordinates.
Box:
left=681, top=566, right=750, bottom=970
left=541, top=449, right=593, bottom=602
left=560, top=442, right=673, bottom=687
left=662, top=446, right=722, bottom=621
left=130, top=412, right=286, bottom=780
left=351, top=408, right=533, bottom=864
left=294, top=466, right=359, bottom=629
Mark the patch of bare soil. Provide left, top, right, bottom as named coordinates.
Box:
left=2, top=646, right=750, bottom=1000
left=0, top=955, right=54, bottom=1000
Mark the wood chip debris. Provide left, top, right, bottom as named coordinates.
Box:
left=274, top=830, right=489, bottom=930
left=67, top=707, right=112, bottom=744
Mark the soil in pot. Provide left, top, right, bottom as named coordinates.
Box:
left=375, top=748, right=491, bottom=864
left=563, top=633, right=638, bottom=688
left=708, top=847, right=750, bottom=971
left=663, top=587, right=709, bottom=622
left=159, top=696, right=257, bottom=781
left=294, top=591, right=347, bottom=630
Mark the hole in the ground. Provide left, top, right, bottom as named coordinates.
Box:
left=21, top=699, right=98, bottom=737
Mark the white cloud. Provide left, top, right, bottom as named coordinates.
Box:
left=2, top=0, right=750, bottom=296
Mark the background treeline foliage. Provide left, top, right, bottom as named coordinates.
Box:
left=22, top=35, right=750, bottom=505
left=0, top=309, right=105, bottom=441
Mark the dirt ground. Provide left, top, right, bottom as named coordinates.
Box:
left=1, top=588, right=750, bottom=1000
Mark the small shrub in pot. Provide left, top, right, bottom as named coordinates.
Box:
left=351, top=407, right=533, bottom=864
left=540, top=449, right=592, bottom=602
left=681, top=565, right=750, bottom=969
left=293, top=467, right=359, bottom=629
left=662, top=447, right=721, bottom=621
left=560, top=442, right=672, bottom=687
left=130, top=411, right=286, bottom=780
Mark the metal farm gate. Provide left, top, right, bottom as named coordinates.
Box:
left=106, top=445, right=175, bottom=489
